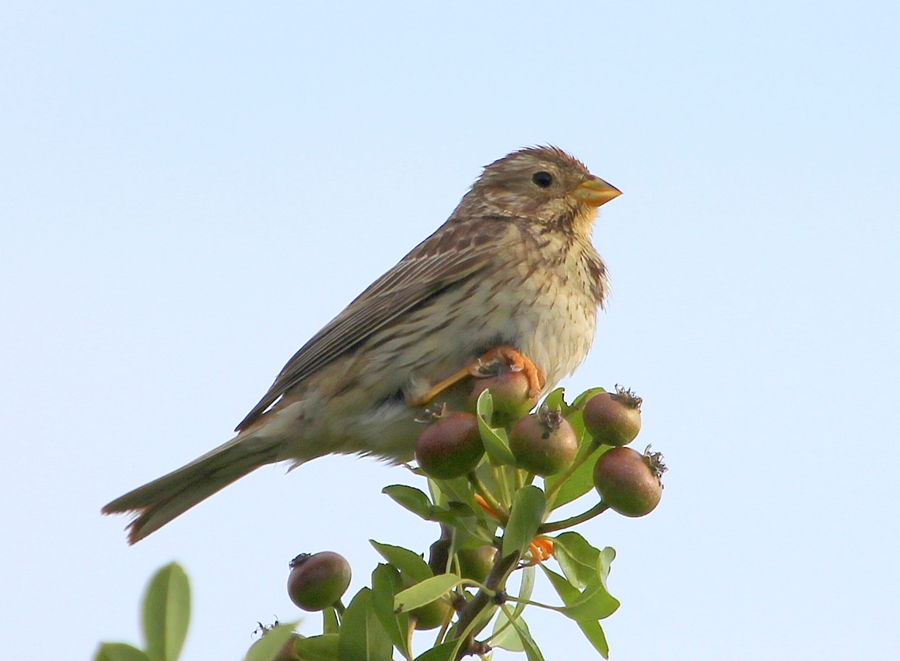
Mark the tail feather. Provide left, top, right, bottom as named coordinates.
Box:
left=102, top=434, right=282, bottom=544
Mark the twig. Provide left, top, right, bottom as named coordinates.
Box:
left=538, top=502, right=609, bottom=534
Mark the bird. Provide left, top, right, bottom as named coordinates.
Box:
left=103, top=146, right=621, bottom=543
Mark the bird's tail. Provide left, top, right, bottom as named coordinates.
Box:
left=102, top=432, right=283, bottom=544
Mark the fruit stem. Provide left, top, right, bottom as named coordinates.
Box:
left=538, top=501, right=610, bottom=534
left=498, top=465, right=513, bottom=506
left=434, top=615, right=451, bottom=647
left=514, top=468, right=525, bottom=491
left=468, top=471, right=509, bottom=524
left=408, top=617, right=418, bottom=657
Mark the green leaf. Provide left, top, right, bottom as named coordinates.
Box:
left=294, top=634, right=340, bottom=661
left=142, top=562, right=190, bottom=661
left=94, top=643, right=152, bottom=661
left=413, top=640, right=460, bottom=661
left=570, top=387, right=606, bottom=410
left=599, top=546, right=616, bottom=582
left=491, top=606, right=529, bottom=652
left=541, top=565, right=619, bottom=623
left=476, top=391, right=516, bottom=466
left=575, top=618, right=610, bottom=659
left=383, top=485, right=433, bottom=519
left=561, top=576, right=619, bottom=621
left=540, top=388, right=568, bottom=414
left=370, top=540, right=432, bottom=582
left=502, top=485, right=546, bottom=558
left=428, top=475, right=472, bottom=507
left=514, top=564, right=536, bottom=618
left=428, top=501, right=478, bottom=524
left=393, top=574, right=459, bottom=613
left=384, top=485, right=481, bottom=536
left=553, top=531, right=602, bottom=589
left=244, top=623, right=298, bottom=661
left=500, top=604, right=545, bottom=661
left=338, top=588, right=393, bottom=661
left=371, top=564, right=411, bottom=660
left=490, top=562, right=535, bottom=649
left=506, top=567, right=612, bottom=658
left=475, top=387, right=494, bottom=418
left=541, top=565, right=580, bottom=602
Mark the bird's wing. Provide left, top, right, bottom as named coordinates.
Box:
left=235, top=220, right=505, bottom=431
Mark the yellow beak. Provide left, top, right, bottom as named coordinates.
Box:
left=569, top=177, right=622, bottom=208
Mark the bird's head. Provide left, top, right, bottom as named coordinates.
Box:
left=453, top=146, right=621, bottom=237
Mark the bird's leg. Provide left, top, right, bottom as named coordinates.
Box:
left=407, top=345, right=546, bottom=406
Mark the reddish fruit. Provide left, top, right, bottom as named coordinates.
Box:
left=468, top=370, right=537, bottom=425
left=456, top=546, right=497, bottom=583
left=592, top=446, right=665, bottom=517
left=287, top=552, right=352, bottom=611
left=583, top=386, right=642, bottom=447
left=509, top=408, right=578, bottom=476
left=415, top=411, right=484, bottom=479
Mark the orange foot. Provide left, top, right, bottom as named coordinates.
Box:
left=408, top=345, right=546, bottom=406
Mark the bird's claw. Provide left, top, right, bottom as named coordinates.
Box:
left=467, top=345, right=546, bottom=398
left=408, top=345, right=545, bottom=406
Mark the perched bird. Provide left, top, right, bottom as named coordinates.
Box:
left=103, top=146, right=621, bottom=543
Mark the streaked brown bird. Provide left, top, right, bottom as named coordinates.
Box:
left=103, top=146, right=621, bottom=543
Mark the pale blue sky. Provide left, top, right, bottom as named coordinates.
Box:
left=2, top=2, right=898, bottom=659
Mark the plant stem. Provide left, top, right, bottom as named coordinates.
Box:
left=451, top=550, right=520, bottom=659
left=538, top=502, right=609, bottom=534
left=468, top=471, right=509, bottom=523
left=503, top=596, right=566, bottom=612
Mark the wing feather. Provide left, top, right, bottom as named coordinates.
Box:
left=234, top=221, right=502, bottom=431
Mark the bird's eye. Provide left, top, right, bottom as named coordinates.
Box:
left=532, top=171, right=554, bottom=188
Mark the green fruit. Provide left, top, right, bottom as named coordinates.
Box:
left=287, top=552, right=352, bottom=611
left=592, top=447, right=664, bottom=517
left=456, top=546, right=497, bottom=583
left=468, top=371, right=537, bottom=425
left=583, top=387, right=642, bottom=447
left=509, top=408, right=578, bottom=476
left=411, top=597, right=454, bottom=630
left=415, top=411, right=484, bottom=479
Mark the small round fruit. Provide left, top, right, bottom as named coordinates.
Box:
left=592, top=447, right=664, bottom=517
left=411, top=597, right=454, bottom=630
left=287, top=552, right=352, bottom=611
left=456, top=545, right=497, bottom=583
left=468, top=370, right=537, bottom=424
left=509, top=408, right=578, bottom=476
left=415, top=411, right=484, bottom=479
left=583, top=387, right=642, bottom=447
